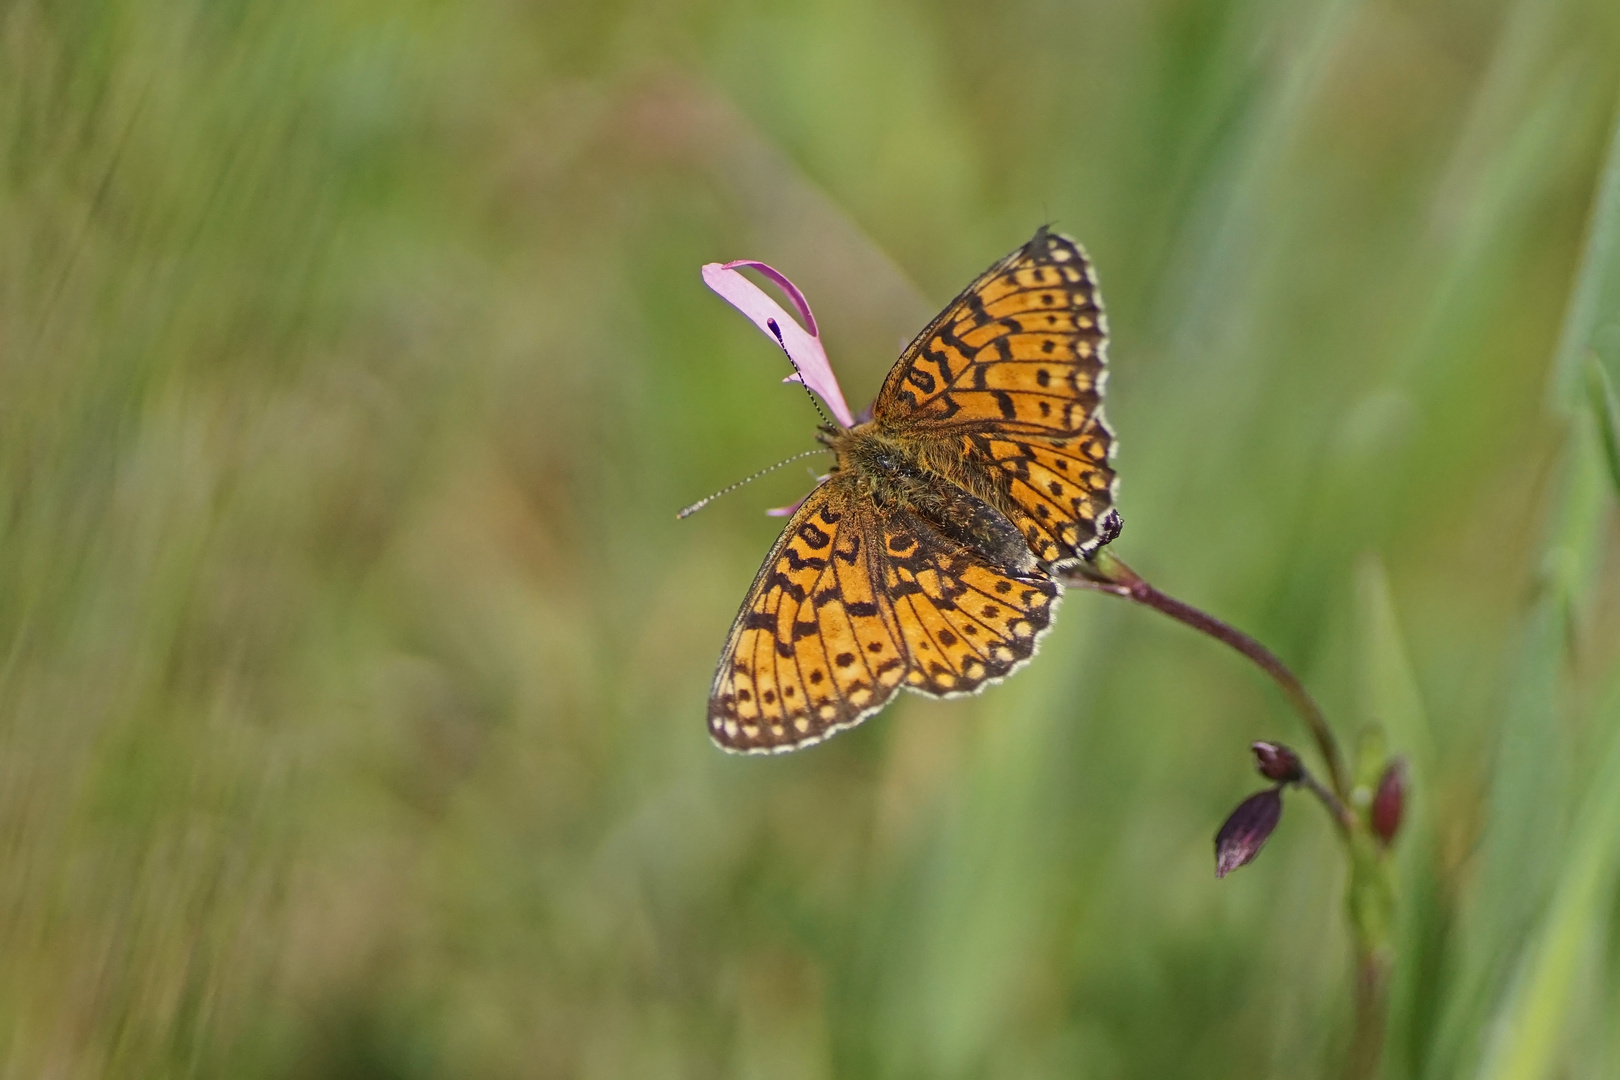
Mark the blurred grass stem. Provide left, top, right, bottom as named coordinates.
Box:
left=1346, top=950, right=1392, bottom=1080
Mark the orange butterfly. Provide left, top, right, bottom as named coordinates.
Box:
left=705, top=228, right=1120, bottom=753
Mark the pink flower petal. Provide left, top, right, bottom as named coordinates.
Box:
left=763, top=476, right=830, bottom=518
left=721, top=260, right=818, bottom=337
left=702, top=261, right=854, bottom=427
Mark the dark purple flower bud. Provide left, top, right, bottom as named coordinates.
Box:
left=1215, top=789, right=1283, bottom=878
left=1252, top=741, right=1303, bottom=784
left=1371, top=758, right=1407, bottom=846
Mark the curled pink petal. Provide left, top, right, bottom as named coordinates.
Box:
left=721, top=260, right=818, bottom=337
left=702, top=262, right=854, bottom=427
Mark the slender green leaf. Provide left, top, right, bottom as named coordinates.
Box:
left=1474, top=684, right=1620, bottom=1080
left=1552, top=106, right=1620, bottom=408
left=1584, top=353, right=1620, bottom=498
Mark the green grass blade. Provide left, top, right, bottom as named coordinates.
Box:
left=1551, top=105, right=1620, bottom=408
left=1462, top=92, right=1620, bottom=1080
left=1473, top=686, right=1620, bottom=1080
left=1582, top=355, right=1620, bottom=496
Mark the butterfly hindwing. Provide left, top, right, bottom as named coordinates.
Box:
left=960, top=420, right=1119, bottom=568
left=878, top=503, right=1060, bottom=699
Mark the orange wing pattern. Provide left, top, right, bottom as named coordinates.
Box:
left=876, top=227, right=1120, bottom=568
left=876, top=506, right=1059, bottom=699
left=876, top=228, right=1108, bottom=434
left=960, top=418, right=1118, bottom=569
left=709, top=480, right=910, bottom=753
left=708, top=482, right=1060, bottom=754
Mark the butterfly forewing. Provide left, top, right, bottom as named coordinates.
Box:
left=877, top=228, right=1108, bottom=434
left=709, top=480, right=910, bottom=753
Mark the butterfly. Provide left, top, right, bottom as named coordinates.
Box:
left=708, top=227, right=1120, bottom=753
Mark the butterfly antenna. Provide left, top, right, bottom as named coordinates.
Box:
left=765, top=317, right=834, bottom=428
left=677, top=448, right=826, bottom=520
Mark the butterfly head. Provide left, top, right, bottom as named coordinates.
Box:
left=813, top=422, right=845, bottom=448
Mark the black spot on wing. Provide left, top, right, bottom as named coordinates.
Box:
left=797, top=522, right=831, bottom=549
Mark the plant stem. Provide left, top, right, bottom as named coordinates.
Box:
left=1064, top=551, right=1352, bottom=818
left=1299, top=770, right=1356, bottom=835
left=1345, top=935, right=1393, bottom=1079
left=1064, top=550, right=1390, bottom=1077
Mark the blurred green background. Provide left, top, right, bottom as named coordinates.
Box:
left=5, top=0, right=1620, bottom=1077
